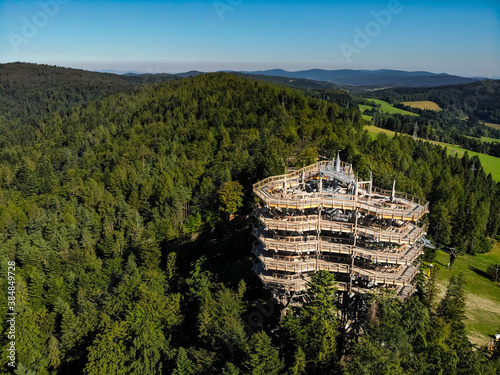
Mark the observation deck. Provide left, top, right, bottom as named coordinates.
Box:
left=251, top=153, right=428, bottom=302
left=253, top=160, right=429, bottom=221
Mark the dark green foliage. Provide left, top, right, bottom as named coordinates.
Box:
left=400, top=296, right=430, bottom=352
left=487, top=263, right=500, bottom=283
left=84, top=321, right=129, bottom=375
left=419, top=265, right=439, bottom=309
left=196, top=280, right=248, bottom=355
left=0, top=65, right=498, bottom=374
left=172, top=347, right=193, bottom=375
left=346, top=337, right=406, bottom=375
left=362, top=134, right=498, bottom=254
left=244, top=331, right=284, bottom=375
left=0, top=62, right=177, bottom=123
left=281, top=271, right=339, bottom=374
left=347, top=292, right=411, bottom=374
left=222, top=362, right=241, bottom=375
left=437, top=274, right=467, bottom=325
left=289, top=346, right=306, bottom=375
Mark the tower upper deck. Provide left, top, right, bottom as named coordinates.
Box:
left=253, top=159, right=429, bottom=221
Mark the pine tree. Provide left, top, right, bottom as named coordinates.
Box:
left=420, top=265, right=439, bottom=310
left=302, top=270, right=339, bottom=370
left=244, top=331, right=284, bottom=375
left=197, top=283, right=247, bottom=354
left=289, top=346, right=306, bottom=375
left=84, top=320, right=129, bottom=375
left=125, top=304, right=168, bottom=375
left=280, top=272, right=340, bottom=373
left=401, top=296, right=430, bottom=352
left=47, top=336, right=61, bottom=369
left=346, top=338, right=405, bottom=375
left=172, top=347, right=193, bottom=375
left=437, top=274, right=466, bottom=325
left=222, top=362, right=241, bottom=375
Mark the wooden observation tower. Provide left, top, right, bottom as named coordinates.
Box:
left=251, top=151, right=429, bottom=307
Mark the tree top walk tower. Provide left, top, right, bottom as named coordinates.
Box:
left=251, top=151, right=429, bottom=306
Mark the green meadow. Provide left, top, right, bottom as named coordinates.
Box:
left=365, top=125, right=500, bottom=181
left=423, top=242, right=500, bottom=347
left=359, top=98, right=419, bottom=117
left=481, top=137, right=500, bottom=144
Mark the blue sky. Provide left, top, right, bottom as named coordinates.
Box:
left=0, top=0, right=499, bottom=77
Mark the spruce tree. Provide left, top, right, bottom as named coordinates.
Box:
left=172, top=347, right=193, bottom=375
left=244, top=331, right=284, bottom=375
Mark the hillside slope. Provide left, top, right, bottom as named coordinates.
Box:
left=0, top=63, right=177, bottom=121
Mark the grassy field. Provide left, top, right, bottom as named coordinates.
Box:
left=359, top=98, right=419, bottom=117
left=364, top=125, right=500, bottom=181
left=467, top=136, right=500, bottom=143
left=364, top=125, right=398, bottom=139
left=402, top=100, right=442, bottom=111
left=481, top=137, right=500, bottom=143
left=424, top=242, right=500, bottom=346
left=466, top=135, right=500, bottom=144
left=359, top=104, right=373, bottom=113
left=485, top=122, right=500, bottom=130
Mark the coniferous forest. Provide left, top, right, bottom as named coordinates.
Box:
left=0, top=63, right=499, bottom=374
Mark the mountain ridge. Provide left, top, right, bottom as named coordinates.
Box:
left=239, top=68, right=486, bottom=88
left=92, top=67, right=489, bottom=88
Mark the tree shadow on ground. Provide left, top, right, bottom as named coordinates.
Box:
left=436, top=261, right=448, bottom=268
left=468, top=265, right=492, bottom=280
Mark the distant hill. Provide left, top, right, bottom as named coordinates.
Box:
left=240, top=68, right=484, bottom=88
left=173, top=70, right=205, bottom=78
left=231, top=72, right=344, bottom=90
left=0, top=63, right=177, bottom=121
left=95, top=69, right=144, bottom=75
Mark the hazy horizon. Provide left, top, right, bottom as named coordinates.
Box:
left=90, top=67, right=497, bottom=79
